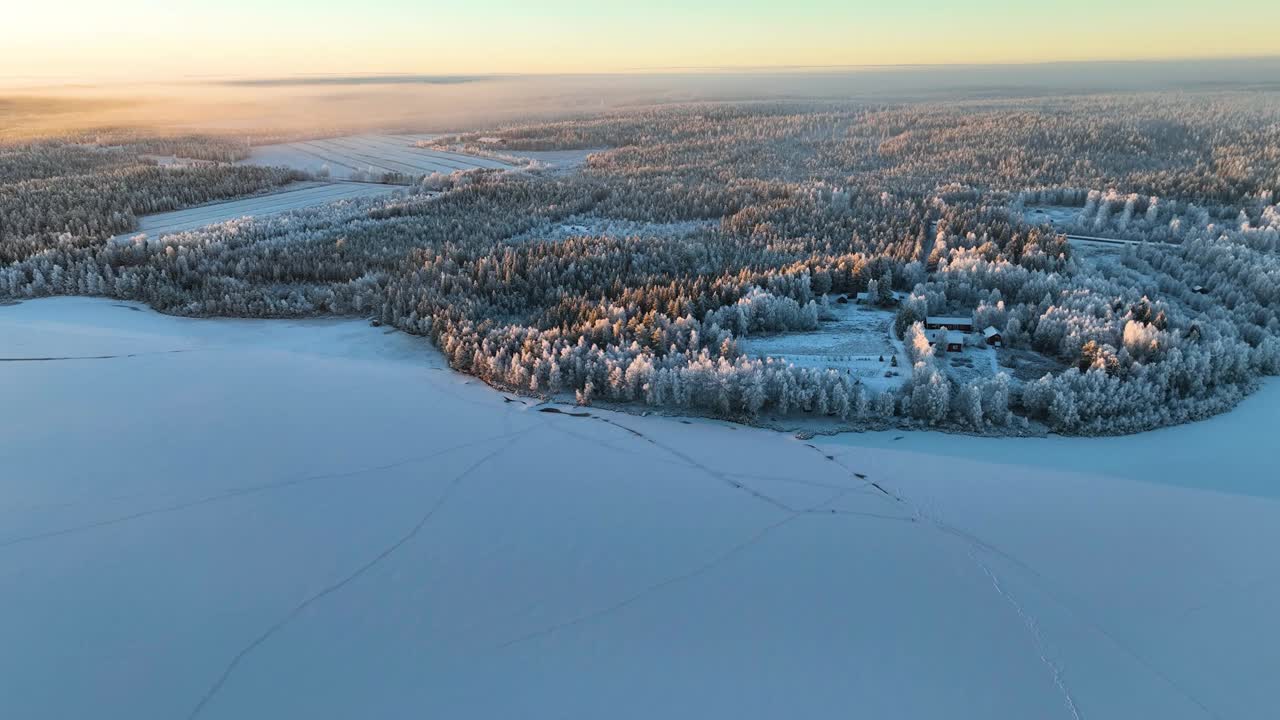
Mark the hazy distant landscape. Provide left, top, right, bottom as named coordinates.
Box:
left=4, top=12, right=1280, bottom=717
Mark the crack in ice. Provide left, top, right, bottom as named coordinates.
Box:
left=186, top=431, right=528, bottom=719
left=492, top=489, right=849, bottom=652
left=812, top=445, right=1223, bottom=720
left=0, top=349, right=195, bottom=362
left=0, top=428, right=527, bottom=551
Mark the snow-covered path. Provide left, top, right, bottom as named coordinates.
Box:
left=1, top=298, right=1276, bottom=719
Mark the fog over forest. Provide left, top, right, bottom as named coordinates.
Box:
left=6, top=58, right=1280, bottom=137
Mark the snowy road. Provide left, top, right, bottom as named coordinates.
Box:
left=109, top=182, right=398, bottom=244
left=1, top=297, right=1277, bottom=719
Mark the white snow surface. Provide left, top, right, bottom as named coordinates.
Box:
left=739, top=303, right=908, bottom=391
left=2, top=297, right=1277, bottom=720
left=242, top=134, right=512, bottom=179
left=110, top=181, right=397, bottom=244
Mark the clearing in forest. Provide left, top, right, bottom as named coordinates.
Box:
left=109, top=181, right=397, bottom=244
left=738, top=301, right=906, bottom=391
left=241, top=133, right=512, bottom=179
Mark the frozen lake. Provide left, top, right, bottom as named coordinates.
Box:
left=2, top=297, right=1276, bottom=719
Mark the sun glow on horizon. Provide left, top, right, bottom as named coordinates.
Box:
left=6, top=0, right=1280, bottom=82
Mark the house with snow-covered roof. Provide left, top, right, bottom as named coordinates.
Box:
left=925, top=315, right=974, bottom=332
left=927, top=330, right=966, bottom=352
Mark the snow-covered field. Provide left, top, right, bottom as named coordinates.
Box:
left=1023, top=205, right=1154, bottom=252
left=110, top=182, right=397, bottom=244
left=1024, top=204, right=1081, bottom=227
left=739, top=303, right=906, bottom=390
left=115, top=135, right=592, bottom=247
left=501, top=147, right=598, bottom=169
left=1068, top=236, right=1128, bottom=262
left=2, top=297, right=1277, bottom=720
left=242, top=134, right=512, bottom=179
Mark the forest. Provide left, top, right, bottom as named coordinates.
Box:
left=2, top=91, right=1279, bottom=435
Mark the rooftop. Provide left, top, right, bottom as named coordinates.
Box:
left=928, top=315, right=973, bottom=325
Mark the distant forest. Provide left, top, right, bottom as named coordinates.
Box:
left=3, top=92, right=1279, bottom=435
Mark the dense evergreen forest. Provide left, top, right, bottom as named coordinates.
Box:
left=3, top=92, right=1279, bottom=435
left=0, top=137, right=297, bottom=261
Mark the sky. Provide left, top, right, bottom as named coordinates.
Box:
left=6, top=0, right=1280, bottom=81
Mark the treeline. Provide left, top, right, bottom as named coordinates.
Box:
left=900, top=207, right=1279, bottom=433
left=3, top=93, right=1279, bottom=436
left=1014, top=187, right=1280, bottom=251
left=126, top=135, right=252, bottom=162
left=467, top=94, right=1280, bottom=205
left=0, top=164, right=298, bottom=259
left=0, top=142, right=135, bottom=184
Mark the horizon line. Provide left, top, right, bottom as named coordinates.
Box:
left=4, top=53, right=1280, bottom=87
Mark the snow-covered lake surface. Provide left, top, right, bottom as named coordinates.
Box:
left=110, top=181, right=397, bottom=244
left=2, top=297, right=1276, bottom=719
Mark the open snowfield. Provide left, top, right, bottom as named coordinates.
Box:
left=1024, top=204, right=1082, bottom=228
left=1068, top=236, right=1128, bottom=262
left=2, top=297, right=1277, bottom=719
left=1023, top=205, right=1157, bottom=253
left=109, top=182, right=398, bottom=244
left=739, top=303, right=906, bottom=390
left=242, top=134, right=513, bottom=179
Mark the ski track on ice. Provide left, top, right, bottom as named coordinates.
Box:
left=492, top=488, right=851, bottom=652
left=538, top=417, right=903, bottom=524
left=770, top=444, right=1121, bottom=719
left=0, top=429, right=528, bottom=551
left=971, top=547, right=1083, bottom=720
left=186, top=431, right=531, bottom=719
left=0, top=349, right=195, bottom=362
left=488, top=413, right=925, bottom=652
left=814, top=448, right=1222, bottom=720
left=587, top=416, right=881, bottom=516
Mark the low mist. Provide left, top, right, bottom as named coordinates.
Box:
left=4, top=57, right=1279, bottom=140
